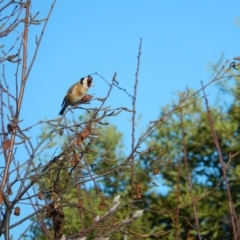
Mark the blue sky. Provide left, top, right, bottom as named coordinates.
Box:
left=22, top=1, right=240, bottom=139
left=2, top=1, right=240, bottom=238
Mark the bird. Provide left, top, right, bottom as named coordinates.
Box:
left=59, top=75, right=93, bottom=115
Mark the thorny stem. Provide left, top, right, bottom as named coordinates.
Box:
left=201, top=81, right=240, bottom=240
left=0, top=0, right=30, bottom=191
left=17, top=1, right=30, bottom=118
left=0, top=0, right=57, bottom=237
left=131, top=38, right=142, bottom=212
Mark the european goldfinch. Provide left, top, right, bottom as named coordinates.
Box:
left=59, top=76, right=93, bottom=115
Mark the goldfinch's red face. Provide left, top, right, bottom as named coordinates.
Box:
left=81, top=76, right=93, bottom=89
left=87, top=76, right=93, bottom=88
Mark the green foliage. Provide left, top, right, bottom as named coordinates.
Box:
left=30, top=73, right=240, bottom=239
left=143, top=76, right=240, bottom=239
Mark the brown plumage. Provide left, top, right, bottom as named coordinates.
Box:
left=59, top=76, right=93, bottom=115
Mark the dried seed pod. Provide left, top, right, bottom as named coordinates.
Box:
left=71, top=154, right=80, bottom=167
left=136, top=183, right=142, bottom=199
left=99, top=201, right=105, bottom=211
left=37, top=192, right=44, bottom=200
left=137, top=192, right=142, bottom=199
left=136, top=183, right=141, bottom=191
left=76, top=134, right=83, bottom=146
left=154, top=167, right=159, bottom=175
left=78, top=198, right=84, bottom=208
left=81, top=94, right=93, bottom=103
left=14, top=207, right=20, bottom=216
left=81, top=127, right=90, bottom=138
left=58, top=129, right=63, bottom=136
left=2, top=139, right=11, bottom=150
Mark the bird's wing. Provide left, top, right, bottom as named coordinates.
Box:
left=66, top=82, right=78, bottom=97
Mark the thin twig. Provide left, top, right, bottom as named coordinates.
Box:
left=201, top=80, right=239, bottom=240
left=131, top=38, right=142, bottom=213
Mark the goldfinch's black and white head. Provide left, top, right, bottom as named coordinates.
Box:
left=80, top=75, right=93, bottom=89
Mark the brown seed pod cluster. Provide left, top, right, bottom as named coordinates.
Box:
left=80, top=94, right=93, bottom=103
left=78, top=198, right=84, bottom=208
left=71, top=154, right=80, bottom=167
left=2, top=139, right=11, bottom=150
left=76, top=126, right=91, bottom=146
left=37, top=192, right=44, bottom=200
left=135, top=183, right=142, bottom=199
left=99, top=198, right=105, bottom=211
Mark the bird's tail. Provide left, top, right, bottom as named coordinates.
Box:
left=59, top=104, right=68, bottom=115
